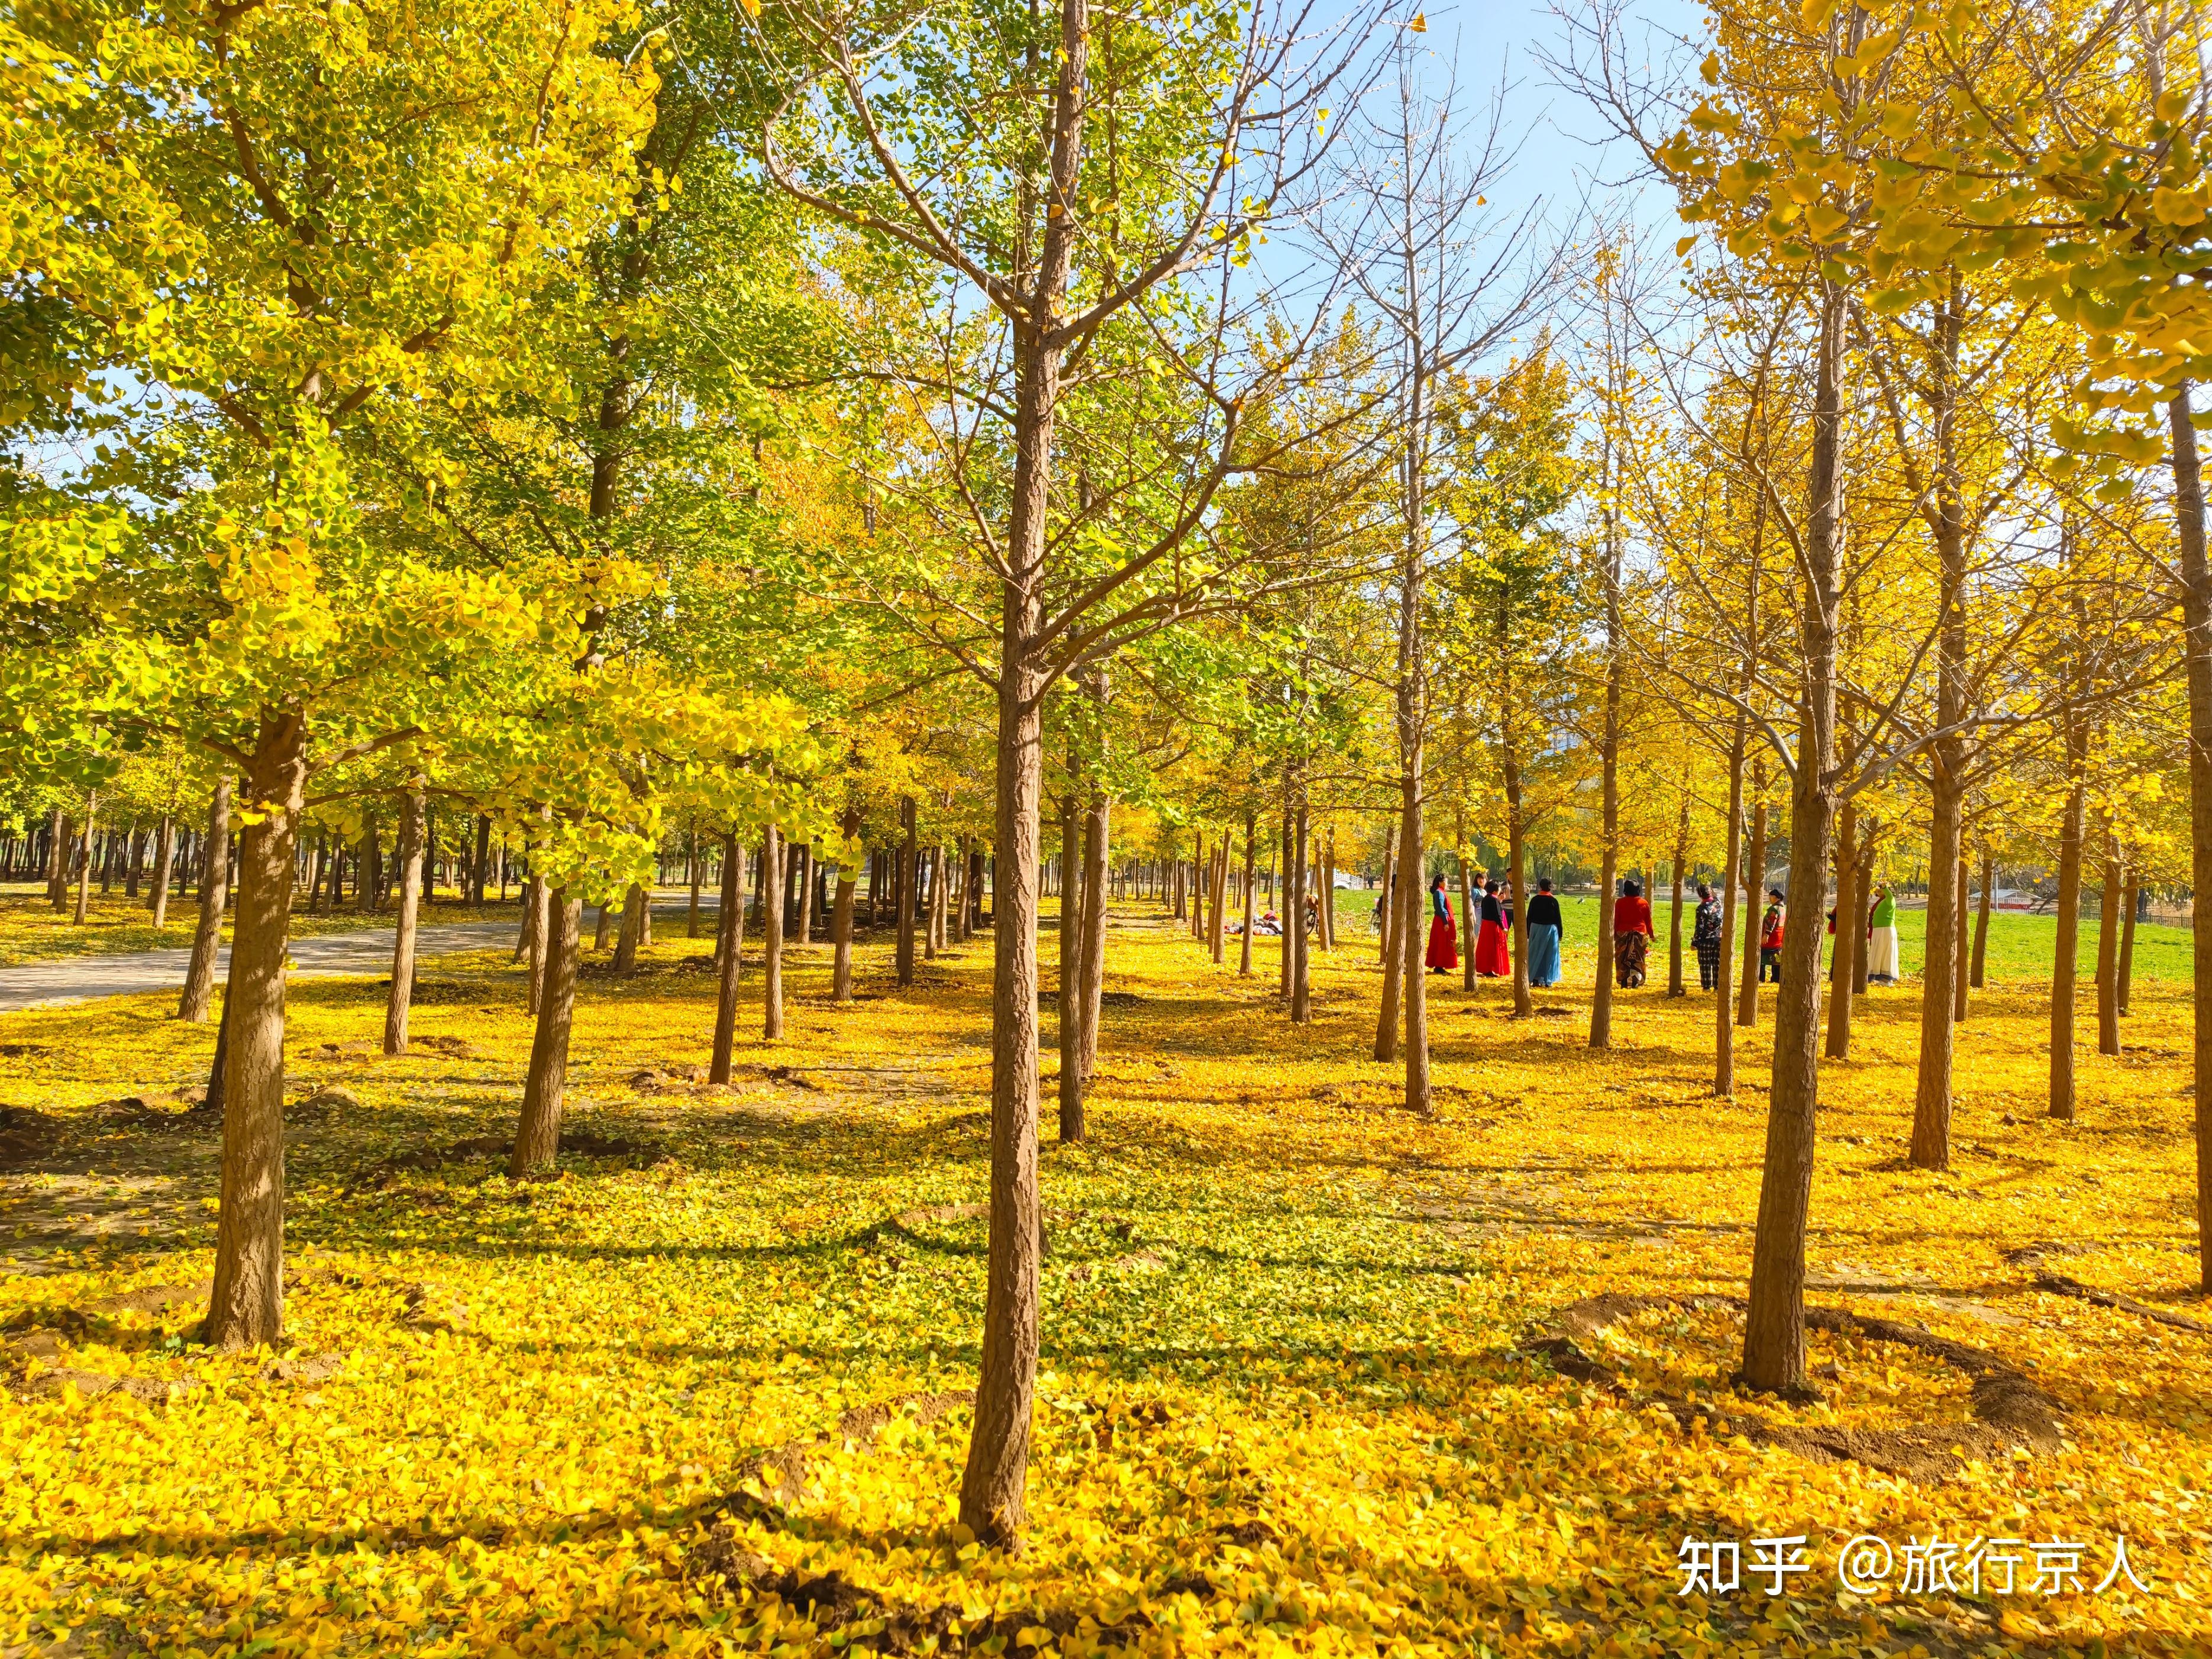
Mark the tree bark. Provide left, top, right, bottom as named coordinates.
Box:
left=526, top=873, right=550, bottom=1015
left=1824, top=795, right=1859, bottom=1061
left=2118, top=870, right=2139, bottom=1018
left=148, top=814, right=176, bottom=928
left=204, top=713, right=309, bottom=1350
left=1320, top=828, right=1336, bottom=950
left=1971, top=851, right=1994, bottom=989
left=1953, top=853, right=1971, bottom=1023
left=2050, top=720, right=2086, bottom=1121
left=1077, top=787, right=1109, bottom=1083
left=896, top=797, right=918, bottom=987
left=1590, top=638, right=1622, bottom=1049
left=471, top=814, right=491, bottom=906
left=762, top=825, right=785, bottom=1040
left=1238, top=813, right=1256, bottom=978
left=687, top=828, right=703, bottom=938
left=2096, top=829, right=2121, bottom=1057
left=511, top=892, right=582, bottom=1174
left=178, top=780, right=232, bottom=1023
left=1207, top=823, right=1228, bottom=964
left=1717, top=718, right=1745, bottom=1096
left=1057, top=785, right=1084, bottom=1143
left=613, top=882, right=645, bottom=973
left=72, top=808, right=94, bottom=925
left=1457, top=826, right=1477, bottom=995
left=1737, top=787, right=1768, bottom=1028
left=711, top=832, right=744, bottom=1079
left=1739, top=279, right=1845, bottom=1398
left=1374, top=822, right=1402, bottom=1062
left=2167, top=386, right=2212, bottom=1292
left=1290, top=787, right=1312, bottom=1024
left=383, top=786, right=425, bottom=1057
left=1666, top=792, right=1688, bottom=998
left=1911, top=780, right=1965, bottom=1166
left=832, top=810, right=861, bottom=1003
left=1505, top=764, right=1532, bottom=1019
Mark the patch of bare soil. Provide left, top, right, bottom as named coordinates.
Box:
left=0, top=1104, right=64, bottom=1170
left=1525, top=1293, right=2065, bottom=1484
left=351, top=1131, right=671, bottom=1190
left=2035, top=1271, right=2211, bottom=1334
left=686, top=1387, right=1293, bottom=1652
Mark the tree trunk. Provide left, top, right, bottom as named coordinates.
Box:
left=1238, top=814, right=1257, bottom=978
left=43, top=806, right=64, bottom=906
left=1737, top=786, right=1767, bottom=1028
left=1457, top=827, right=1477, bottom=995
left=204, top=712, right=310, bottom=1350
left=762, top=825, right=785, bottom=1040
left=72, top=809, right=94, bottom=924
left=1740, top=279, right=1845, bottom=1399
left=1972, top=851, right=1994, bottom=989
left=526, top=874, right=550, bottom=1015
left=178, top=780, right=233, bottom=1023
left=832, top=811, right=861, bottom=1003
left=1320, top=828, right=1336, bottom=949
left=687, top=830, right=703, bottom=938
left=471, top=814, right=491, bottom=906
left=1851, top=821, right=1874, bottom=996
left=711, top=832, right=744, bottom=1079
left=1207, top=824, right=1228, bottom=964
left=383, top=786, right=425, bottom=1057
left=613, top=882, right=645, bottom=973
left=1290, top=789, right=1312, bottom=1025
left=2167, top=386, right=2212, bottom=1292
left=1057, top=786, right=1084, bottom=1142
left=354, top=824, right=377, bottom=915
left=1911, top=772, right=1965, bottom=1167
left=796, top=843, right=815, bottom=947
left=511, top=892, right=582, bottom=1174
left=1590, top=647, right=1622, bottom=1049
left=1717, top=718, right=1745, bottom=1096
left=2119, top=870, right=2139, bottom=1018
left=1667, top=792, right=1688, bottom=998
left=205, top=966, right=234, bottom=1116
left=1505, top=759, right=1532, bottom=1019
left=896, top=798, right=918, bottom=986
left=2096, top=831, right=2121, bottom=1057
left=2050, top=731, right=2086, bottom=1121
left=1371, top=827, right=1389, bottom=969
left=1076, top=788, right=1109, bottom=1083
left=1953, top=853, right=1971, bottom=1023
left=1824, top=795, right=1859, bottom=1061
left=148, top=814, right=176, bottom=928
left=1374, top=823, right=1402, bottom=1063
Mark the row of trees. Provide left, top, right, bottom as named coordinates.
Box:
left=6, top=0, right=2210, bottom=1546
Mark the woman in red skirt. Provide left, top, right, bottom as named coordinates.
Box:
left=1474, top=878, right=1512, bottom=977
left=1424, top=873, right=1458, bottom=973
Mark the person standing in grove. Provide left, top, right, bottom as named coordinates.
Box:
left=1423, top=873, right=1458, bottom=975
left=1526, top=877, right=1565, bottom=988
left=1613, top=879, right=1654, bottom=989
left=1474, top=877, right=1512, bottom=978
left=1866, top=882, right=1900, bottom=984
left=1759, top=887, right=1786, bottom=983
left=1692, top=882, right=1723, bottom=992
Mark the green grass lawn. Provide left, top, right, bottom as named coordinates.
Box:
left=1309, top=888, right=2187, bottom=985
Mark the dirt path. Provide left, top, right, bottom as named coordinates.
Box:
left=0, top=921, right=525, bottom=1013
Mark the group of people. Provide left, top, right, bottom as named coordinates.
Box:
left=1410, top=873, right=1569, bottom=989
left=1373, top=867, right=1899, bottom=996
